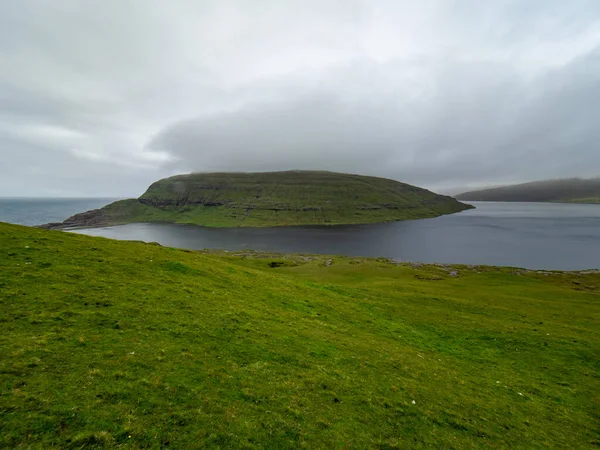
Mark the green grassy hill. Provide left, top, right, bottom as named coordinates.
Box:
left=42, top=171, right=472, bottom=229
left=1, top=222, right=599, bottom=448
left=456, top=178, right=600, bottom=203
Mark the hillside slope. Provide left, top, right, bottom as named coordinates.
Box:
left=42, top=171, right=472, bottom=228
left=1, top=222, right=599, bottom=448
left=456, top=178, right=600, bottom=203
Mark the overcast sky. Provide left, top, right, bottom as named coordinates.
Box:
left=1, top=1, right=599, bottom=197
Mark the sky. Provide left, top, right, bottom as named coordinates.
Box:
left=1, top=0, right=599, bottom=197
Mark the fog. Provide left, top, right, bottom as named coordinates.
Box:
left=1, top=1, right=599, bottom=196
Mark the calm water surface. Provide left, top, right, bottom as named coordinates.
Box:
left=72, top=202, right=600, bottom=270
left=0, top=198, right=118, bottom=226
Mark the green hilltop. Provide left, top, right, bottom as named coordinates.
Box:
left=456, top=177, right=600, bottom=204
left=42, top=171, right=472, bottom=229
left=1, top=222, right=599, bottom=448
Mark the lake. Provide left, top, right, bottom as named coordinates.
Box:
left=71, top=202, right=600, bottom=271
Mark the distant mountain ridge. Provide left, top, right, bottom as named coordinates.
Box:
left=41, top=170, right=473, bottom=229
left=456, top=178, right=600, bottom=204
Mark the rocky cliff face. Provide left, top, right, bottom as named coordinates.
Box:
left=138, top=197, right=228, bottom=208
left=39, top=208, right=112, bottom=230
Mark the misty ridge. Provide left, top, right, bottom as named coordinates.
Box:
left=456, top=177, right=600, bottom=203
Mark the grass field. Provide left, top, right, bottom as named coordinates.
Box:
left=43, top=171, right=472, bottom=229
left=1, top=222, right=599, bottom=448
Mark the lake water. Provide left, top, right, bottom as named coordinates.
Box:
left=67, top=202, right=600, bottom=271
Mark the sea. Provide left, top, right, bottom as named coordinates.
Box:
left=0, top=198, right=120, bottom=227
left=1, top=198, right=599, bottom=270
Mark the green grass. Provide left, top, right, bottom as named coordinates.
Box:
left=46, top=171, right=472, bottom=228
left=1, top=222, right=599, bottom=448
left=561, top=197, right=600, bottom=204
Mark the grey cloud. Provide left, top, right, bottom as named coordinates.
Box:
left=150, top=49, right=600, bottom=193
left=1, top=1, right=600, bottom=196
